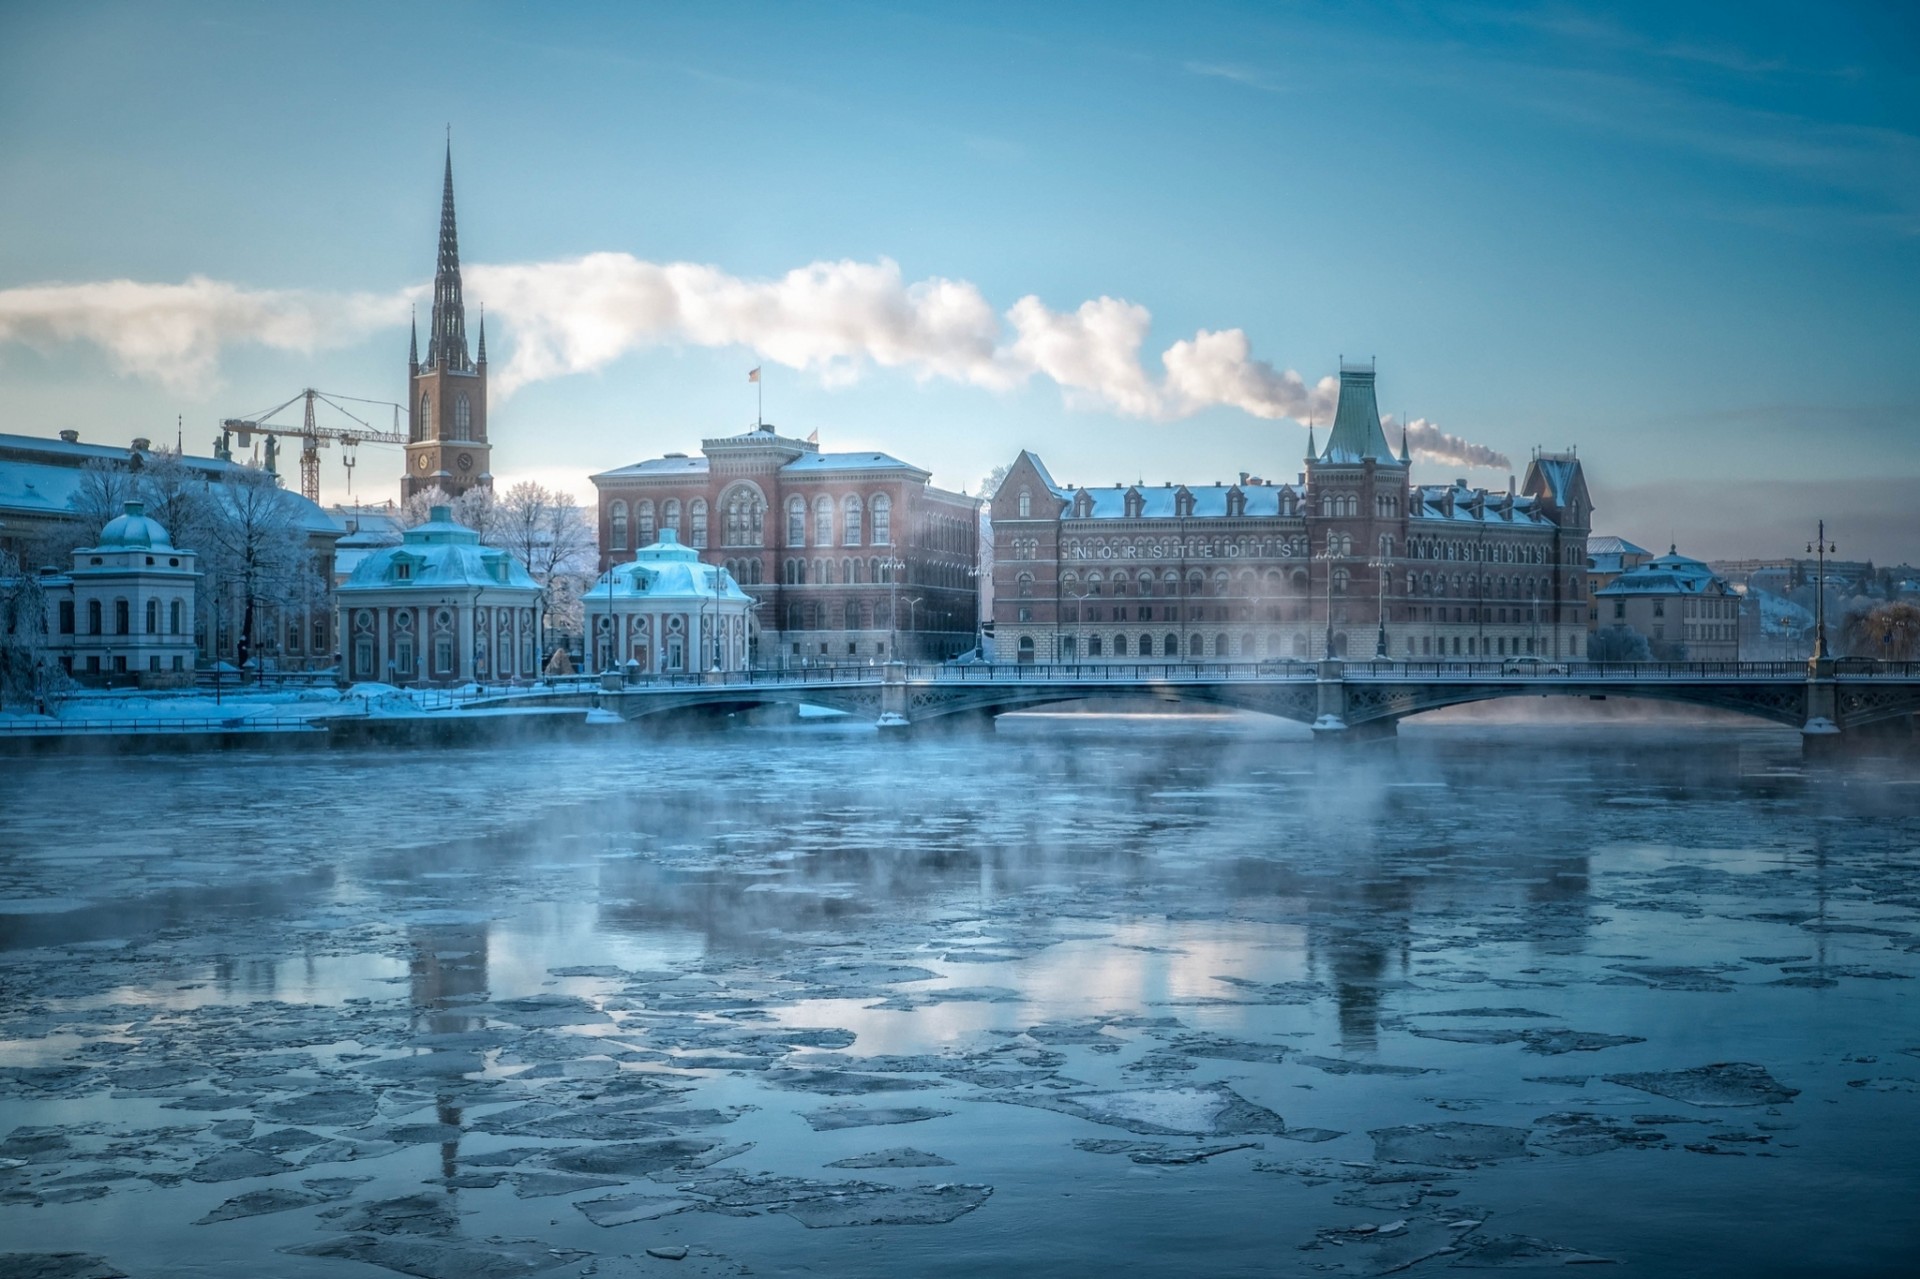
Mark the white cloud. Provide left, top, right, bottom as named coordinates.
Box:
left=0, top=255, right=1508, bottom=467
left=0, top=276, right=404, bottom=394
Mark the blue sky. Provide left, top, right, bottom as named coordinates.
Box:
left=1, top=1, right=1915, bottom=558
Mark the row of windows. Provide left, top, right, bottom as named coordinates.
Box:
left=415, top=390, right=473, bottom=440
left=782, top=601, right=967, bottom=631
left=57, top=597, right=186, bottom=637
left=1017, top=629, right=1580, bottom=660
left=785, top=494, right=891, bottom=548
left=782, top=557, right=907, bottom=586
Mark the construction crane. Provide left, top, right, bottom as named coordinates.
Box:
left=219, top=388, right=408, bottom=503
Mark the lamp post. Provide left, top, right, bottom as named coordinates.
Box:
left=1315, top=537, right=1341, bottom=661
left=880, top=556, right=906, bottom=662
left=1368, top=547, right=1393, bottom=661
left=1529, top=592, right=1541, bottom=658
left=1808, top=520, right=1836, bottom=661
left=903, top=596, right=923, bottom=664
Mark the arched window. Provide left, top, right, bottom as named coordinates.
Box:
left=663, top=499, right=681, bottom=540
left=609, top=500, right=629, bottom=551
left=1188, top=633, right=1205, bottom=658
left=1114, top=634, right=1129, bottom=656
left=114, top=598, right=130, bottom=635
left=145, top=599, right=159, bottom=634
left=454, top=393, right=470, bottom=435
left=87, top=599, right=102, bottom=635
left=871, top=494, right=891, bottom=545
left=690, top=498, right=708, bottom=548
left=723, top=484, right=766, bottom=547
left=843, top=494, right=863, bottom=545
left=1214, top=633, right=1228, bottom=657
left=788, top=496, right=807, bottom=546
left=845, top=600, right=860, bottom=630
left=418, top=391, right=432, bottom=438
left=1017, top=572, right=1034, bottom=598
left=815, top=495, right=833, bottom=546
left=1018, top=489, right=1032, bottom=518
left=170, top=599, right=183, bottom=634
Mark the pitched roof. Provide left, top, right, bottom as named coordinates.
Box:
left=1318, top=365, right=1401, bottom=466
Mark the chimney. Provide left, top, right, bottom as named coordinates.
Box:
left=58, top=429, right=78, bottom=443
left=1239, top=472, right=1249, bottom=486
left=131, top=437, right=150, bottom=453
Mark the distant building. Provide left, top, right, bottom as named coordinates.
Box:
left=1583, top=534, right=1652, bottom=631
left=335, top=505, right=543, bottom=684
left=590, top=425, right=979, bottom=664
left=1593, top=546, right=1739, bottom=660
left=989, top=364, right=1592, bottom=663
left=36, top=500, right=201, bottom=684
left=582, top=530, right=755, bottom=673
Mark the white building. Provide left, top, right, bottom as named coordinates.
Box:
left=583, top=530, right=755, bottom=674
left=41, top=501, right=200, bottom=682
left=336, top=506, right=543, bottom=684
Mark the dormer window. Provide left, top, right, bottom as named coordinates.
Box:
left=1123, top=489, right=1143, bottom=518
left=1226, top=487, right=1245, bottom=517
left=393, top=561, right=412, bottom=581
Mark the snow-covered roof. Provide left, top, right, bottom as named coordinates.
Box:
left=584, top=530, right=750, bottom=604
left=1409, top=484, right=1552, bottom=526
left=1595, top=547, right=1732, bottom=598
left=337, top=506, right=539, bottom=594
left=0, top=433, right=342, bottom=538
left=780, top=451, right=927, bottom=478
left=90, top=501, right=174, bottom=551
left=591, top=454, right=711, bottom=480
left=1063, top=483, right=1301, bottom=519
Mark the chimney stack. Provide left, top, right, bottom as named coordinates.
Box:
left=58, top=429, right=78, bottom=443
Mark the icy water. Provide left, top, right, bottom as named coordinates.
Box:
left=0, top=719, right=1916, bottom=1279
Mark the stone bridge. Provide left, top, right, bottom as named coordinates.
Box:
left=477, top=659, right=1920, bottom=746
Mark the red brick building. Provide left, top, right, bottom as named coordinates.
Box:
left=590, top=425, right=978, bottom=665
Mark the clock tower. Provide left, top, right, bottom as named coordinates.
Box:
left=403, top=144, right=492, bottom=502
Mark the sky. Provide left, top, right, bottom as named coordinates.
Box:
left=1, top=1, right=1915, bottom=560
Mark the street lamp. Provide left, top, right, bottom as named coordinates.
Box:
left=1368, top=545, right=1393, bottom=661
left=1808, top=520, right=1836, bottom=661
left=902, top=596, right=923, bottom=664
left=1529, top=592, right=1541, bottom=658
left=1315, top=536, right=1341, bottom=661
left=880, top=556, right=906, bottom=662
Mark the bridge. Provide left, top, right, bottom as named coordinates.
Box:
left=473, top=658, right=1920, bottom=746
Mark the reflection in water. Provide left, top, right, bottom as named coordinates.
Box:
left=0, top=723, right=1915, bottom=1278
left=409, top=923, right=489, bottom=1182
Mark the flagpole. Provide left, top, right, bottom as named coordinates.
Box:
left=758, top=368, right=763, bottom=429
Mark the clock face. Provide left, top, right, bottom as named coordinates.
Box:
left=414, top=454, right=429, bottom=472
left=457, top=452, right=473, bottom=472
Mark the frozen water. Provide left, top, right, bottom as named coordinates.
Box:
left=0, top=723, right=1916, bottom=1276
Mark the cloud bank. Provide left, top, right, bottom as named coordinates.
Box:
left=0, top=276, right=401, bottom=394
left=0, top=255, right=1508, bottom=468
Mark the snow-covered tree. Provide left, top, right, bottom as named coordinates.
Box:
left=0, top=548, right=67, bottom=712
left=401, top=486, right=498, bottom=542
left=1588, top=625, right=1652, bottom=663
left=493, top=481, right=596, bottom=634
left=1841, top=601, right=1920, bottom=660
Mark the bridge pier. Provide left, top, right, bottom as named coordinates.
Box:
left=878, top=661, right=910, bottom=730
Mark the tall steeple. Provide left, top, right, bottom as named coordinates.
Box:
left=476, top=307, right=487, bottom=365
left=408, top=306, right=419, bottom=370
left=1317, top=362, right=1400, bottom=466
left=426, top=142, right=472, bottom=373
left=404, top=140, right=491, bottom=503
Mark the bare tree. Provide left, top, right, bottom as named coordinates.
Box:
left=1841, top=601, right=1920, bottom=660
left=70, top=459, right=137, bottom=545
left=203, top=468, right=309, bottom=670
left=1588, top=625, right=1652, bottom=663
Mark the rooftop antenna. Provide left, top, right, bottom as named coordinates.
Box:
left=176, top=415, right=182, bottom=453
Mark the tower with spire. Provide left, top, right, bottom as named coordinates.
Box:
left=403, top=143, right=492, bottom=502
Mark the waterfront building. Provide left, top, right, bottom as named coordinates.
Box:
left=1593, top=547, right=1740, bottom=660
left=335, top=505, right=543, bottom=684
left=590, top=425, right=978, bottom=664
left=0, top=430, right=342, bottom=668
left=34, top=500, right=200, bottom=683
left=581, top=529, right=755, bottom=674
left=403, top=146, right=492, bottom=504
left=989, top=364, right=1592, bottom=664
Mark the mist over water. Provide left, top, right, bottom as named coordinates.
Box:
left=0, top=720, right=1915, bottom=1277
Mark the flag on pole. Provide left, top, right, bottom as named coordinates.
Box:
left=747, top=367, right=761, bottom=383
left=806, top=429, right=819, bottom=444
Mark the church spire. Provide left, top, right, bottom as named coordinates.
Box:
left=408, top=306, right=419, bottom=369
left=426, top=141, right=471, bottom=372
left=1305, top=420, right=1316, bottom=462
left=476, top=307, right=486, bottom=364
left=1399, top=423, right=1410, bottom=465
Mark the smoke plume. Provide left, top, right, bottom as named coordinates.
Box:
left=1386, top=414, right=1512, bottom=471
left=0, top=255, right=1507, bottom=468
